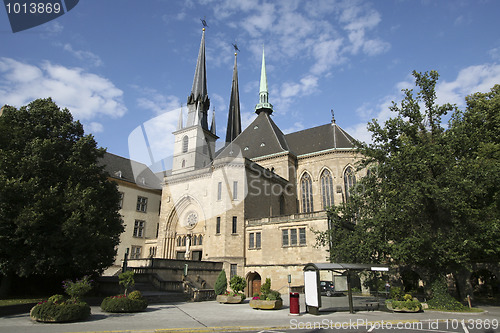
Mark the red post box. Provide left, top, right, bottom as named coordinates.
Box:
left=289, top=292, right=300, bottom=315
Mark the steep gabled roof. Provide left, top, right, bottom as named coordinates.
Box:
left=285, top=123, right=355, bottom=156
left=99, top=152, right=162, bottom=190
left=217, top=112, right=289, bottom=160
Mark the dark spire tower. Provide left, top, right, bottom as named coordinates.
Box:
left=225, top=52, right=241, bottom=143
left=186, top=28, right=210, bottom=130
left=172, top=28, right=218, bottom=174
left=255, top=46, right=273, bottom=115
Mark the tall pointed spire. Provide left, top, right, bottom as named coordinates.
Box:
left=255, top=46, right=273, bottom=115
left=210, top=109, right=216, bottom=135
left=226, top=52, right=242, bottom=143
left=186, top=28, right=210, bottom=130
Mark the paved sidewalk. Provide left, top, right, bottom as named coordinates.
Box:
left=0, top=297, right=498, bottom=333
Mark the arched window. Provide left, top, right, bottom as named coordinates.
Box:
left=182, top=136, right=189, bottom=153
left=198, top=235, right=203, bottom=245
left=279, top=194, right=285, bottom=215
left=301, top=173, right=313, bottom=213
left=182, top=159, right=185, bottom=168
left=192, top=235, right=197, bottom=246
left=182, top=236, right=186, bottom=246
left=320, top=169, right=334, bottom=209
left=344, top=166, right=356, bottom=201
left=177, top=236, right=182, bottom=247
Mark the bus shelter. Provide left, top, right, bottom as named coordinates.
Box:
left=304, top=263, right=389, bottom=314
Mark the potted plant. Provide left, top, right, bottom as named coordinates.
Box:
left=216, top=274, right=246, bottom=304
left=385, top=288, right=422, bottom=313
left=30, top=276, right=92, bottom=322
left=249, top=278, right=283, bottom=310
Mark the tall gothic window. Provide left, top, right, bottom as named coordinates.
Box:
left=344, top=166, right=356, bottom=201
left=320, top=169, right=334, bottom=209
left=301, top=173, right=313, bottom=213
left=182, top=136, right=189, bottom=153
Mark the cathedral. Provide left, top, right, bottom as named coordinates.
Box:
left=107, top=28, right=363, bottom=295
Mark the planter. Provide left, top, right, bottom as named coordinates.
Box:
left=386, top=300, right=422, bottom=313
left=216, top=294, right=243, bottom=304
left=249, top=299, right=283, bottom=310
left=30, top=302, right=91, bottom=322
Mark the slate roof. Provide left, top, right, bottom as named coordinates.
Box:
left=99, top=152, right=162, bottom=190
left=285, top=123, right=355, bottom=156
left=217, top=116, right=356, bottom=160
left=217, top=112, right=289, bottom=160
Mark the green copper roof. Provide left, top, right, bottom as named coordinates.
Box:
left=255, top=46, right=273, bottom=114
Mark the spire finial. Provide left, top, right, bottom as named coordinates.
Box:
left=331, top=109, right=336, bottom=124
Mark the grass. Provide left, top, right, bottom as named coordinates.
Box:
left=0, top=297, right=47, bottom=307
left=426, top=307, right=485, bottom=313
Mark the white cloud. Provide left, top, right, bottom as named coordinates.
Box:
left=489, top=47, right=500, bottom=61
left=436, top=64, right=500, bottom=107
left=135, top=87, right=181, bottom=116
left=86, top=122, right=104, bottom=133
left=63, top=44, right=103, bottom=67
left=283, top=121, right=305, bottom=134
left=0, top=58, right=126, bottom=121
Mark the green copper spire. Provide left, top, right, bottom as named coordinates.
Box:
left=255, top=46, right=273, bottom=115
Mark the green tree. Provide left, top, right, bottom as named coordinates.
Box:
left=229, top=275, right=246, bottom=294
left=316, top=72, right=500, bottom=299
left=119, top=271, right=135, bottom=296
left=0, top=98, right=124, bottom=295
left=214, top=270, right=227, bottom=295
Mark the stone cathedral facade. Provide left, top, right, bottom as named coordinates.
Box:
left=109, top=29, right=363, bottom=295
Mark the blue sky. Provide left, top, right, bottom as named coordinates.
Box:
left=1, top=0, right=499, bottom=168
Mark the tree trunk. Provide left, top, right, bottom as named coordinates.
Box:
left=0, top=274, right=13, bottom=298
left=453, top=270, right=473, bottom=301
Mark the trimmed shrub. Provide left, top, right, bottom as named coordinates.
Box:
left=427, top=279, right=465, bottom=311
left=260, top=278, right=271, bottom=295
left=229, top=275, right=246, bottom=293
left=62, top=276, right=93, bottom=301
left=390, top=286, right=404, bottom=301
left=100, top=291, right=148, bottom=313
left=48, top=294, right=65, bottom=304
left=390, top=299, right=423, bottom=312
left=214, top=270, right=227, bottom=296
left=260, top=278, right=282, bottom=301
left=30, top=301, right=90, bottom=322
left=119, top=270, right=135, bottom=296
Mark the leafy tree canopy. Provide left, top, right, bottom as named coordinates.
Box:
left=0, top=98, right=124, bottom=286
left=316, top=71, right=500, bottom=284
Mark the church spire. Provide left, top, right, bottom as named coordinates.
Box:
left=226, top=52, right=241, bottom=143
left=210, top=109, right=216, bottom=135
left=186, top=28, right=210, bottom=130
left=255, top=46, right=273, bottom=115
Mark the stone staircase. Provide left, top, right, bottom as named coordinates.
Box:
left=133, top=281, right=189, bottom=304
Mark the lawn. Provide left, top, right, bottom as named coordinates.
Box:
left=0, top=298, right=47, bottom=307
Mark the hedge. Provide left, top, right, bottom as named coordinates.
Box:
left=100, top=291, right=148, bottom=313
left=30, top=301, right=91, bottom=322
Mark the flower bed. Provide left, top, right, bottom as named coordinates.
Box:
left=100, top=291, right=148, bottom=313
left=30, top=300, right=90, bottom=322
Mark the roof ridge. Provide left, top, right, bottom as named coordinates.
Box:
left=265, top=113, right=289, bottom=151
